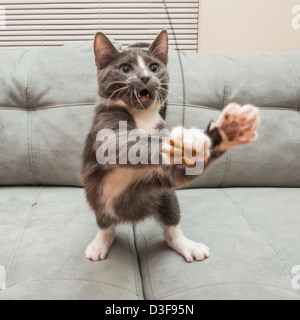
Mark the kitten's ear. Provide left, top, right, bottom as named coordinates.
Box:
left=149, top=30, right=169, bottom=65
left=94, top=32, right=119, bottom=69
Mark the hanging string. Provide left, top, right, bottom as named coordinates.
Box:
left=163, top=0, right=187, bottom=134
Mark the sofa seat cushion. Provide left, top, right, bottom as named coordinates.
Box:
left=135, top=188, right=300, bottom=300
left=0, top=187, right=143, bottom=300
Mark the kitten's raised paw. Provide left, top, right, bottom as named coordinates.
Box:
left=211, top=103, right=260, bottom=151
left=161, top=126, right=211, bottom=166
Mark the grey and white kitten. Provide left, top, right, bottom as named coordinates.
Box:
left=81, top=30, right=260, bottom=262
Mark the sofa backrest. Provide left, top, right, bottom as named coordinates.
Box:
left=0, top=41, right=299, bottom=187
left=167, top=50, right=300, bottom=188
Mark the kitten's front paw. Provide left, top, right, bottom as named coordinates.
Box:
left=161, top=126, right=211, bottom=166
left=211, top=103, right=260, bottom=150
left=85, top=229, right=115, bottom=262
left=85, top=241, right=109, bottom=262
left=169, top=236, right=210, bottom=263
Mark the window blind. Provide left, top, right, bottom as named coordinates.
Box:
left=0, top=0, right=199, bottom=51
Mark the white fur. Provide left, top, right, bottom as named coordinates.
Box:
left=138, top=55, right=150, bottom=78
left=163, top=225, right=210, bottom=263
left=162, top=126, right=211, bottom=165
left=85, top=226, right=116, bottom=261
left=132, top=103, right=162, bottom=134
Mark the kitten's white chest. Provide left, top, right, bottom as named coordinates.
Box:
left=133, top=106, right=162, bottom=134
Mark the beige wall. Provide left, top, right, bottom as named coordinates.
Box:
left=198, top=0, right=300, bottom=53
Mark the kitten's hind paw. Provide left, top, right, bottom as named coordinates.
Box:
left=167, top=235, right=210, bottom=262
left=210, top=103, right=260, bottom=151
left=85, top=228, right=115, bottom=262
left=85, top=241, right=109, bottom=262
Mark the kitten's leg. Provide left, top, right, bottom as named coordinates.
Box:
left=85, top=225, right=115, bottom=262
left=156, top=191, right=209, bottom=263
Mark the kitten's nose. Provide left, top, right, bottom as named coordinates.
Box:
left=140, top=76, right=150, bottom=84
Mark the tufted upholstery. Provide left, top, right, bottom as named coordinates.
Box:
left=0, top=41, right=299, bottom=300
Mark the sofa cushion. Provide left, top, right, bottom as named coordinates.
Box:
left=0, top=41, right=118, bottom=186
left=0, top=42, right=299, bottom=187
left=0, top=187, right=143, bottom=300
left=135, top=188, right=300, bottom=300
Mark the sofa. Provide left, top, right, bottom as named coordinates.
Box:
left=0, top=40, right=299, bottom=300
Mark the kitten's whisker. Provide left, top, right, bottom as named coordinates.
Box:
left=104, top=81, right=127, bottom=92
left=134, top=89, right=145, bottom=110
left=157, top=89, right=166, bottom=105
left=156, top=91, right=164, bottom=108
left=107, top=87, right=128, bottom=107
left=108, top=87, right=125, bottom=99
left=159, top=75, right=170, bottom=82
left=130, top=91, right=135, bottom=108
left=115, top=86, right=129, bottom=101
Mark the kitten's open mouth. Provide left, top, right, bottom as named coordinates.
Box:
left=136, top=89, right=150, bottom=102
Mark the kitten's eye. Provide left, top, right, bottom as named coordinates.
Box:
left=120, top=65, right=132, bottom=74
left=149, top=64, right=160, bottom=73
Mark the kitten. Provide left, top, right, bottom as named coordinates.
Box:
left=81, top=30, right=260, bottom=263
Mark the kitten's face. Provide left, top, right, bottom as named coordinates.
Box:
left=94, top=31, right=169, bottom=110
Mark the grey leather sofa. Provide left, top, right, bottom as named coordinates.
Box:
left=0, top=41, right=299, bottom=300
